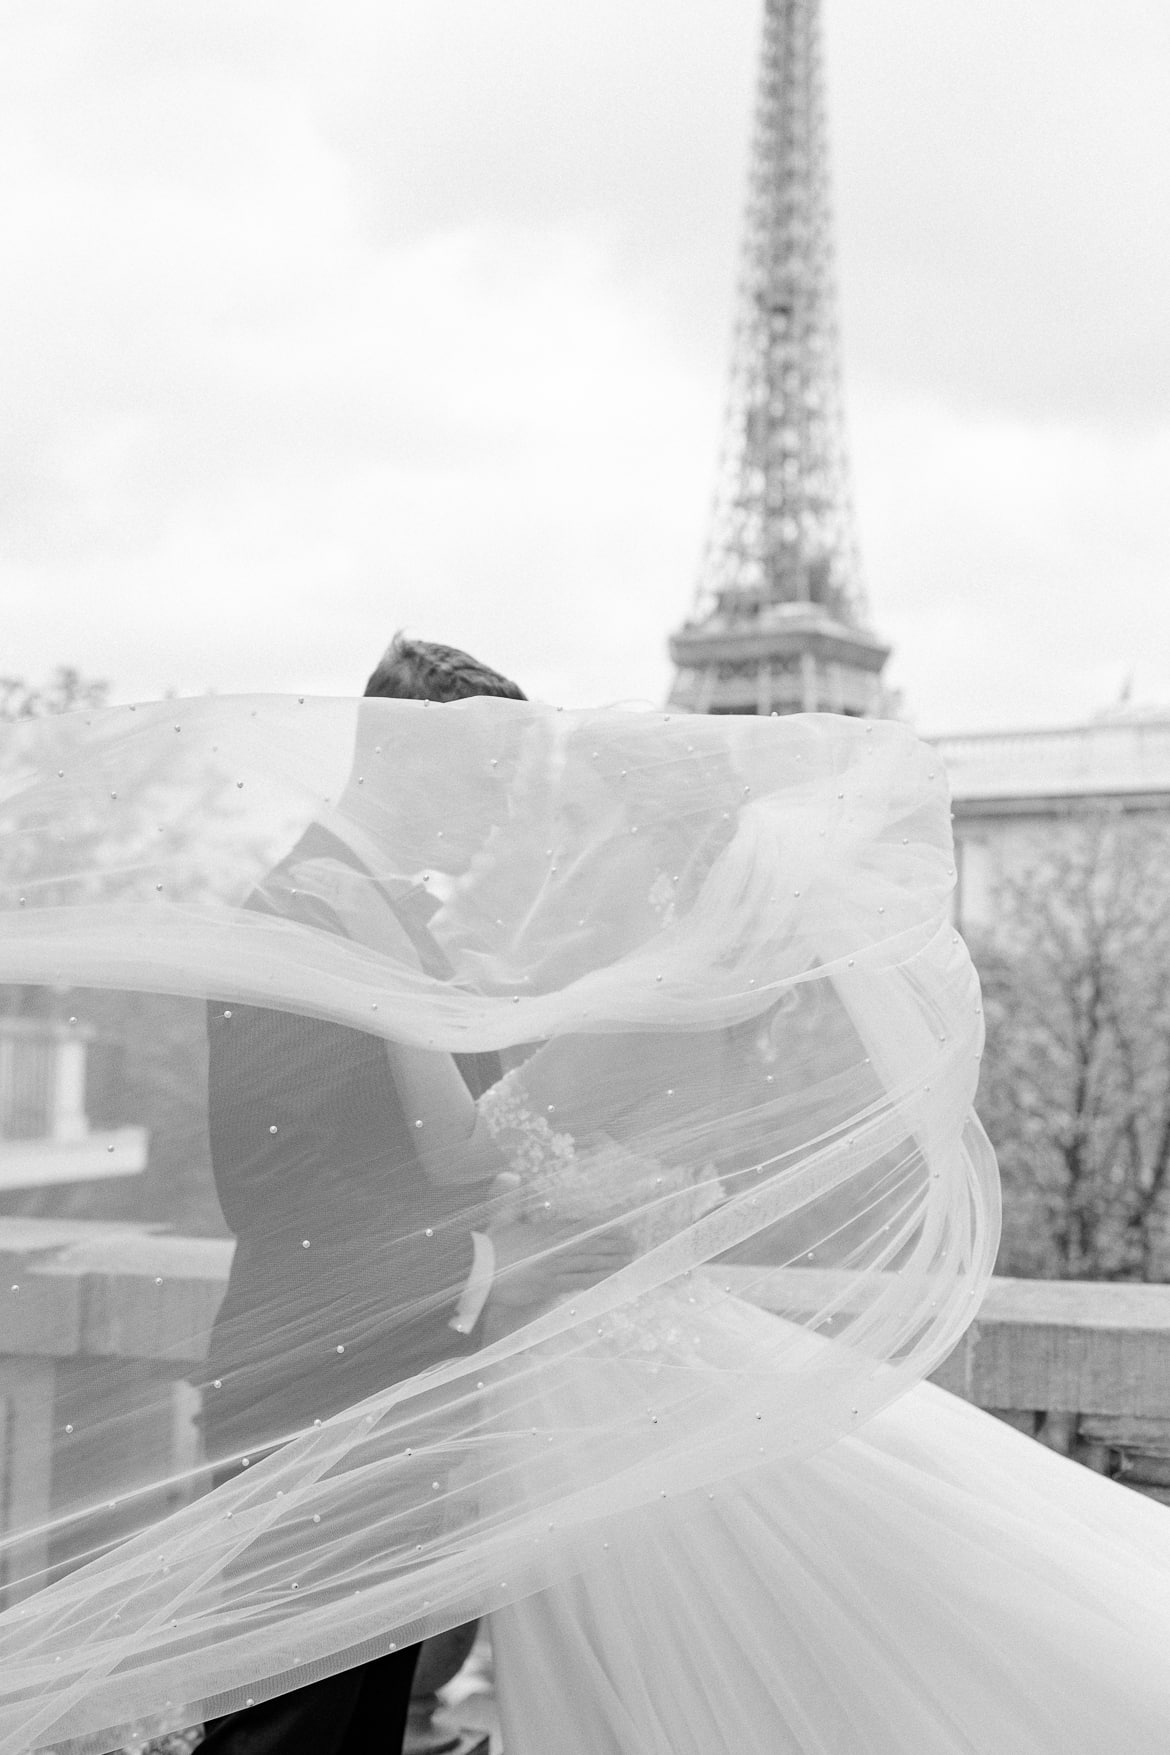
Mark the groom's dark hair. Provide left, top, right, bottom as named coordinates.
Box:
left=364, top=633, right=526, bottom=704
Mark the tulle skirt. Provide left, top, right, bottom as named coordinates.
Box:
left=490, top=1297, right=1170, bottom=1754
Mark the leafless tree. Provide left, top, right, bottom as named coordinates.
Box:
left=0, top=670, right=224, bottom=1232
left=0, top=666, right=109, bottom=721
left=973, top=815, right=1170, bottom=1280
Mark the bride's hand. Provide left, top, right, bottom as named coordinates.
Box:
left=484, top=1207, right=635, bottom=1330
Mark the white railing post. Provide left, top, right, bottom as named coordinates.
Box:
left=51, top=1026, right=90, bottom=1143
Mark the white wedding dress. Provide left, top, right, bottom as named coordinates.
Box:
left=481, top=1073, right=1170, bottom=1755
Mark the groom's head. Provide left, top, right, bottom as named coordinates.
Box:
left=364, top=633, right=526, bottom=704
left=353, top=633, right=526, bottom=881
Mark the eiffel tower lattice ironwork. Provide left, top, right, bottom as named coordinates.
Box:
left=668, top=0, right=890, bottom=717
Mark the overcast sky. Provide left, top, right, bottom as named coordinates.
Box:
left=2, top=0, right=1167, bottom=732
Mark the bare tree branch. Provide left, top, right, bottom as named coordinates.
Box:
left=972, top=816, right=1170, bottom=1281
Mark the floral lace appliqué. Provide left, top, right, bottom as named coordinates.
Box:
left=647, top=871, right=678, bottom=927
left=478, top=1069, right=723, bottom=1253
left=478, top=1069, right=730, bottom=1356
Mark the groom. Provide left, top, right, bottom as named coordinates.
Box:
left=198, top=636, right=627, bottom=1754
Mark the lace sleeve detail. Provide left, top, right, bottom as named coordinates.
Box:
left=478, top=1071, right=579, bottom=1213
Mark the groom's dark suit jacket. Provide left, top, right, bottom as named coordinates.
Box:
left=200, top=823, right=495, bottom=1462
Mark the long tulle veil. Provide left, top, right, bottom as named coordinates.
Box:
left=0, top=697, right=997, bottom=1753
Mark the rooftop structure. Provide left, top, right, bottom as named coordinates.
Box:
left=933, top=706, right=1170, bottom=931
left=936, top=707, right=1170, bottom=818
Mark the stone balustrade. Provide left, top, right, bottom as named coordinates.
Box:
left=3, top=1219, right=1170, bottom=1609
left=750, top=1266, right=1170, bottom=1504
left=0, top=1019, right=149, bottom=1195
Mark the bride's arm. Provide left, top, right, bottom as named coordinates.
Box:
left=304, top=864, right=511, bottom=1186
left=387, top=1041, right=510, bottom=1185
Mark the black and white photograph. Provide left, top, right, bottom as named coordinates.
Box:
left=1, top=4, right=1169, bottom=1751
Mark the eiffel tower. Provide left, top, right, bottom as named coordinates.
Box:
left=667, top=0, right=890, bottom=717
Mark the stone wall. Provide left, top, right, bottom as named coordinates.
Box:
left=3, top=1221, right=1169, bottom=1606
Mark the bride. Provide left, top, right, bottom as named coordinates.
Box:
left=0, top=693, right=1168, bottom=1754
left=476, top=1050, right=1170, bottom=1752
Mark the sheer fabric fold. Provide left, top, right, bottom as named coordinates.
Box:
left=0, top=698, right=996, bottom=1753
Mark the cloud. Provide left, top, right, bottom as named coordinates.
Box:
left=2, top=199, right=713, bottom=703
left=1, top=0, right=1167, bottom=730
left=828, top=0, right=1170, bottom=428
left=855, top=401, right=1170, bottom=729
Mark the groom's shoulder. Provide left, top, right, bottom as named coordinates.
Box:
left=247, top=821, right=357, bottom=936
left=206, top=823, right=365, bottom=1050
